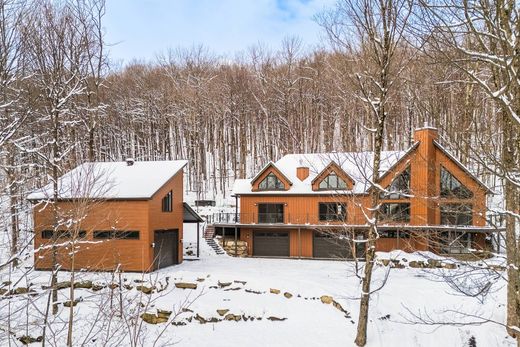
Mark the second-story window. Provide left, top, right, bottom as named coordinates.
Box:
left=381, top=166, right=411, bottom=199
left=162, top=191, right=172, bottom=212
left=319, top=172, right=347, bottom=190
left=380, top=203, right=410, bottom=223
left=258, top=173, right=285, bottom=190
left=319, top=203, right=347, bottom=221
left=258, top=203, right=284, bottom=223
left=440, top=204, right=473, bottom=225
left=440, top=167, right=473, bottom=199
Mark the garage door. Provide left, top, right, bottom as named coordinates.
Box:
left=253, top=231, right=290, bottom=257
left=154, top=229, right=179, bottom=269
left=313, top=232, right=352, bottom=259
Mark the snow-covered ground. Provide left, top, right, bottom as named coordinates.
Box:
left=0, top=224, right=512, bottom=347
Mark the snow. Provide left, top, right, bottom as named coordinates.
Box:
left=27, top=160, right=188, bottom=200
left=1, top=224, right=512, bottom=347
left=233, top=150, right=411, bottom=195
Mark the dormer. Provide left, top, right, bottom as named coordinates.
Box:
left=251, top=162, right=292, bottom=192
left=311, top=162, right=354, bottom=191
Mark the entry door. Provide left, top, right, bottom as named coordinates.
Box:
left=154, top=229, right=179, bottom=269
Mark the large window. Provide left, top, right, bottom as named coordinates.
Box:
left=381, top=166, right=410, bottom=199
left=162, top=191, right=172, bottom=212
left=440, top=204, right=473, bottom=225
left=319, top=203, right=347, bottom=221
left=318, top=172, right=347, bottom=190
left=258, top=203, right=284, bottom=223
left=440, top=167, right=473, bottom=199
left=93, top=230, right=140, bottom=240
left=258, top=173, right=285, bottom=190
left=380, top=203, right=411, bottom=222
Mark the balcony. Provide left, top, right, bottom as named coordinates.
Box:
left=207, top=212, right=350, bottom=226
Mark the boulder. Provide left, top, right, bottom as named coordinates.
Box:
left=245, top=289, right=262, bottom=294
left=234, top=280, right=247, bottom=285
left=194, top=314, right=207, bottom=324
left=224, top=313, right=242, bottom=321
left=270, top=288, right=281, bottom=294
left=217, top=309, right=230, bottom=316
left=284, top=292, right=293, bottom=299
left=427, top=259, right=442, bottom=268
left=18, top=335, right=43, bottom=345
left=141, top=313, right=161, bottom=324
left=136, top=285, right=154, bottom=294
left=196, top=278, right=205, bottom=282
left=157, top=309, right=172, bottom=319
left=380, top=259, right=390, bottom=266
left=320, top=295, right=333, bottom=304
left=63, top=299, right=80, bottom=307
left=267, top=316, right=287, bottom=321
left=74, top=280, right=93, bottom=289
left=175, top=282, right=197, bottom=290
left=442, top=263, right=457, bottom=269
left=218, top=281, right=232, bottom=288
left=409, top=261, right=425, bottom=268
left=91, top=283, right=106, bottom=291
left=108, top=283, right=119, bottom=290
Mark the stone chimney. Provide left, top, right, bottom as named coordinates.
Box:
left=296, top=167, right=310, bottom=181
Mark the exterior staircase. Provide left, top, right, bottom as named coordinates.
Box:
left=204, top=224, right=225, bottom=255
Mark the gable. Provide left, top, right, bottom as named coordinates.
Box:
left=311, top=162, right=355, bottom=191
left=251, top=162, right=292, bottom=192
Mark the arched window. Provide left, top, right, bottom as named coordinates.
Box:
left=258, top=172, right=285, bottom=190
left=440, top=167, right=473, bottom=199
left=381, top=166, right=410, bottom=199
left=319, top=172, right=347, bottom=190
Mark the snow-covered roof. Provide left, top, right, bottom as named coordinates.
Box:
left=233, top=150, right=411, bottom=195
left=27, top=160, right=188, bottom=201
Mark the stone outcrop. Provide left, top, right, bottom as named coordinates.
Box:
left=220, top=239, right=248, bottom=257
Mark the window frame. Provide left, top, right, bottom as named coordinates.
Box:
left=440, top=203, right=473, bottom=226
left=93, top=230, right=140, bottom=240
left=41, top=230, right=86, bottom=239
left=379, top=203, right=411, bottom=223
left=318, top=202, right=347, bottom=222
left=317, top=172, right=348, bottom=190
left=380, top=166, right=411, bottom=199
left=257, top=203, right=285, bottom=223
left=162, top=190, right=173, bottom=212
left=258, top=172, right=285, bottom=191
left=440, top=166, right=473, bottom=199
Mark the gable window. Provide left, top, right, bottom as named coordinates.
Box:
left=380, top=203, right=410, bottom=222
left=440, top=167, right=473, bottom=199
left=258, top=172, right=285, bottom=190
left=381, top=166, right=410, bottom=199
left=162, top=191, right=172, bottom=212
left=440, top=204, right=473, bottom=225
left=258, top=203, right=284, bottom=223
left=319, top=203, right=347, bottom=221
left=318, top=172, right=347, bottom=190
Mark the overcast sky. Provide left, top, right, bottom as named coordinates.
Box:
left=104, top=0, right=336, bottom=65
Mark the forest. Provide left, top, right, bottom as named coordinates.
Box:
left=0, top=0, right=519, bottom=346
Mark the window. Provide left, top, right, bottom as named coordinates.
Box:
left=258, top=173, right=285, bottom=190
left=162, top=191, right=172, bottom=212
left=93, top=230, right=140, bottom=240
left=440, top=204, right=473, bottom=225
left=380, top=203, right=411, bottom=222
left=440, top=167, right=473, bottom=199
left=319, top=203, right=347, bottom=221
left=381, top=166, right=410, bottom=199
left=439, top=231, right=473, bottom=254
left=318, top=172, right=348, bottom=190
left=379, top=230, right=411, bottom=238
left=258, top=203, right=284, bottom=223
left=41, top=230, right=86, bottom=239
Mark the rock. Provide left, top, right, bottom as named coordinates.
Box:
left=224, top=287, right=241, bottom=291
left=18, top=335, right=43, bottom=345
left=427, top=259, right=442, bottom=268
left=0, top=288, right=6, bottom=295
left=196, top=278, right=205, bottom=282
left=74, top=280, right=93, bottom=289
left=13, top=287, right=29, bottom=295
left=409, top=261, right=425, bottom=268
left=380, top=259, right=390, bottom=266
left=92, top=283, right=106, bottom=291
left=270, top=288, right=281, bottom=294
left=157, top=309, right=172, bottom=319
left=207, top=317, right=221, bottom=323
left=141, top=313, right=160, bottom=324
left=224, top=313, right=242, bottom=321
left=218, top=281, right=232, bottom=288
left=245, top=289, right=262, bottom=294
left=332, top=300, right=347, bottom=314
left=182, top=308, right=194, bottom=313
left=489, top=265, right=506, bottom=271
left=234, top=280, right=247, bottom=285
left=1, top=281, right=11, bottom=286
left=320, top=295, right=333, bottom=304
left=267, top=316, right=287, bottom=321
left=379, top=314, right=391, bottom=320
left=136, top=285, right=154, bottom=294
left=108, top=283, right=119, bottom=290
left=123, top=284, right=134, bottom=290
left=175, top=282, right=197, bottom=290
left=172, top=321, right=187, bottom=326
left=194, top=314, right=207, bottom=324
left=217, top=309, right=229, bottom=316
left=442, top=263, right=457, bottom=269
left=284, top=292, right=293, bottom=299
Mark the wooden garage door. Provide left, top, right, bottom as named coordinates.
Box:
left=313, top=232, right=352, bottom=259
left=154, top=229, right=178, bottom=269
left=253, top=231, right=290, bottom=257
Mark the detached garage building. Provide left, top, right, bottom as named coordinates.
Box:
left=29, top=159, right=200, bottom=272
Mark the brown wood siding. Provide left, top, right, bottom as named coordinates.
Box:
left=34, top=200, right=151, bottom=272
left=148, top=170, right=185, bottom=266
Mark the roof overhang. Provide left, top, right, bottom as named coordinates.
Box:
left=183, top=202, right=204, bottom=223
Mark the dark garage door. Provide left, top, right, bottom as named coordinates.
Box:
left=154, top=229, right=179, bottom=269
left=253, top=231, right=290, bottom=257
left=313, top=232, right=352, bottom=259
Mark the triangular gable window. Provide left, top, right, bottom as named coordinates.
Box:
left=258, top=172, right=285, bottom=190
left=440, top=167, right=473, bottom=199
left=381, top=166, right=410, bottom=199
left=318, top=172, right=347, bottom=190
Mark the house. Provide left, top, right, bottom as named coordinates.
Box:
left=28, top=159, right=202, bottom=272
left=213, top=127, right=498, bottom=258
